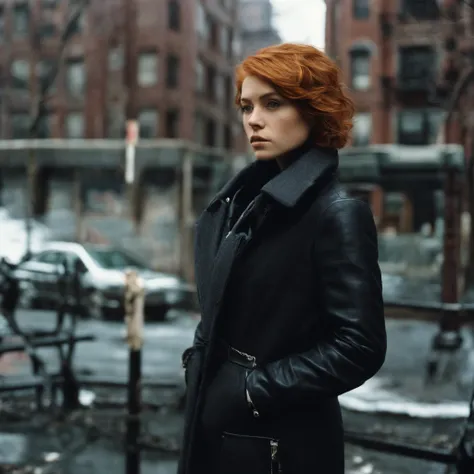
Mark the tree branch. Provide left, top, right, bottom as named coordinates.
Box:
left=29, top=0, right=90, bottom=136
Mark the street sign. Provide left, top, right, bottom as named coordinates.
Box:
left=125, top=120, right=139, bottom=184
left=126, top=120, right=139, bottom=145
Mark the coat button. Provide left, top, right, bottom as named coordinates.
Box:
left=225, top=197, right=230, bottom=203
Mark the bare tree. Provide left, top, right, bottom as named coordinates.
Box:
left=25, top=0, right=90, bottom=256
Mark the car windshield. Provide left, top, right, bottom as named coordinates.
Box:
left=85, top=247, right=149, bottom=270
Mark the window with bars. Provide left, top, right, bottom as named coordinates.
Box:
left=350, top=49, right=371, bottom=90
left=398, top=46, right=436, bottom=90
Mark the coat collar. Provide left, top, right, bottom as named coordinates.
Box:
left=211, top=146, right=339, bottom=209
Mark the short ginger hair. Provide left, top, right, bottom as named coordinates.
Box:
left=235, top=43, right=354, bottom=149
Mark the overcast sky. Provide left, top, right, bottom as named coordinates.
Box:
left=271, top=0, right=326, bottom=50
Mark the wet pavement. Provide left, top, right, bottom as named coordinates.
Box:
left=0, top=308, right=471, bottom=473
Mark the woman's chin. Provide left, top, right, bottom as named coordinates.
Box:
left=254, top=150, right=277, bottom=160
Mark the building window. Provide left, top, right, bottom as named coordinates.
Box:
left=39, top=0, right=58, bottom=39
left=206, top=117, right=216, bottom=147
left=400, top=0, right=439, bottom=20
left=138, top=52, right=158, bottom=87
left=399, top=46, right=435, bottom=90
left=206, top=64, right=216, bottom=101
left=350, top=49, right=371, bottom=90
left=224, top=124, right=232, bottom=150
left=220, top=26, right=230, bottom=56
left=168, top=0, right=180, bottom=31
left=66, top=59, right=85, bottom=96
left=165, top=109, right=179, bottom=138
left=196, top=2, right=209, bottom=40
left=107, top=105, right=125, bottom=139
left=13, top=3, right=29, bottom=37
left=209, top=17, right=219, bottom=49
left=225, top=76, right=233, bottom=108
left=352, top=112, right=372, bottom=146
left=232, top=31, right=242, bottom=59
left=37, top=59, right=56, bottom=94
left=65, top=112, right=84, bottom=138
left=108, top=47, right=123, bottom=72
left=11, top=113, right=30, bottom=138
left=216, top=74, right=226, bottom=104
left=353, top=0, right=369, bottom=19
left=11, top=59, right=29, bottom=89
left=138, top=109, right=158, bottom=138
left=397, top=109, right=443, bottom=145
left=195, top=59, right=205, bottom=93
left=195, top=112, right=206, bottom=145
left=0, top=7, right=6, bottom=42
left=37, top=112, right=51, bottom=138
left=166, top=54, right=180, bottom=89
left=68, top=8, right=84, bottom=35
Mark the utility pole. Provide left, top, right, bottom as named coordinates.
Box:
left=123, top=0, right=139, bottom=230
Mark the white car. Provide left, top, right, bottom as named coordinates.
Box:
left=13, top=242, right=197, bottom=321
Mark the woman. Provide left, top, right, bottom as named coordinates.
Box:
left=179, top=43, right=386, bottom=474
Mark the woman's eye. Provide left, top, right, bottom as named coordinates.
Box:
left=267, top=100, right=280, bottom=109
left=240, top=105, right=252, bottom=113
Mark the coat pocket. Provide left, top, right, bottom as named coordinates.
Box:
left=218, top=431, right=282, bottom=474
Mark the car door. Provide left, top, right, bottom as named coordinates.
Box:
left=15, top=250, right=62, bottom=305
left=61, top=251, right=89, bottom=306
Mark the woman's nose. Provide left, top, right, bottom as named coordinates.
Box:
left=248, top=109, right=264, bottom=129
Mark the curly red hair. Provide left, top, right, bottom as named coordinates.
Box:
left=235, top=43, right=354, bottom=149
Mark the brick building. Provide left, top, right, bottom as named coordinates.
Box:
left=324, top=0, right=459, bottom=232
left=325, top=0, right=446, bottom=148
left=0, top=0, right=245, bottom=150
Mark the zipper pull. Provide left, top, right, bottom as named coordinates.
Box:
left=270, top=440, right=278, bottom=460
left=270, top=440, right=280, bottom=474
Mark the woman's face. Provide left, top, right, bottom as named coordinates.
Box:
left=240, top=75, right=312, bottom=161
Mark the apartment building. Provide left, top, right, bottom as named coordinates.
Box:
left=325, top=0, right=447, bottom=147
left=0, top=0, right=246, bottom=150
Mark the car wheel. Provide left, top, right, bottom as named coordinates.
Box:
left=88, top=290, right=104, bottom=320
left=18, top=281, right=36, bottom=309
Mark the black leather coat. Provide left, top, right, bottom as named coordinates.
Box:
left=178, top=146, right=386, bottom=474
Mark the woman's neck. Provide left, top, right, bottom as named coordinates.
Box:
left=276, top=138, right=313, bottom=170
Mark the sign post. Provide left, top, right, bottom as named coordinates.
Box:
left=125, top=119, right=139, bottom=185
left=124, top=269, right=145, bottom=474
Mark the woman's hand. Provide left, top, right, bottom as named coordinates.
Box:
left=200, top=362, right=254, bottom=433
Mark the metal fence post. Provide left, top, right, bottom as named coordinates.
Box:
left=124, top=269, right=144, bottom=474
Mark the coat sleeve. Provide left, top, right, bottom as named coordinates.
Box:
left=246, top=198, right=386, bottom=416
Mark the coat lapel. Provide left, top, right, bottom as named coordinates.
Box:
left=194, top=146, right=339, bottom=335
